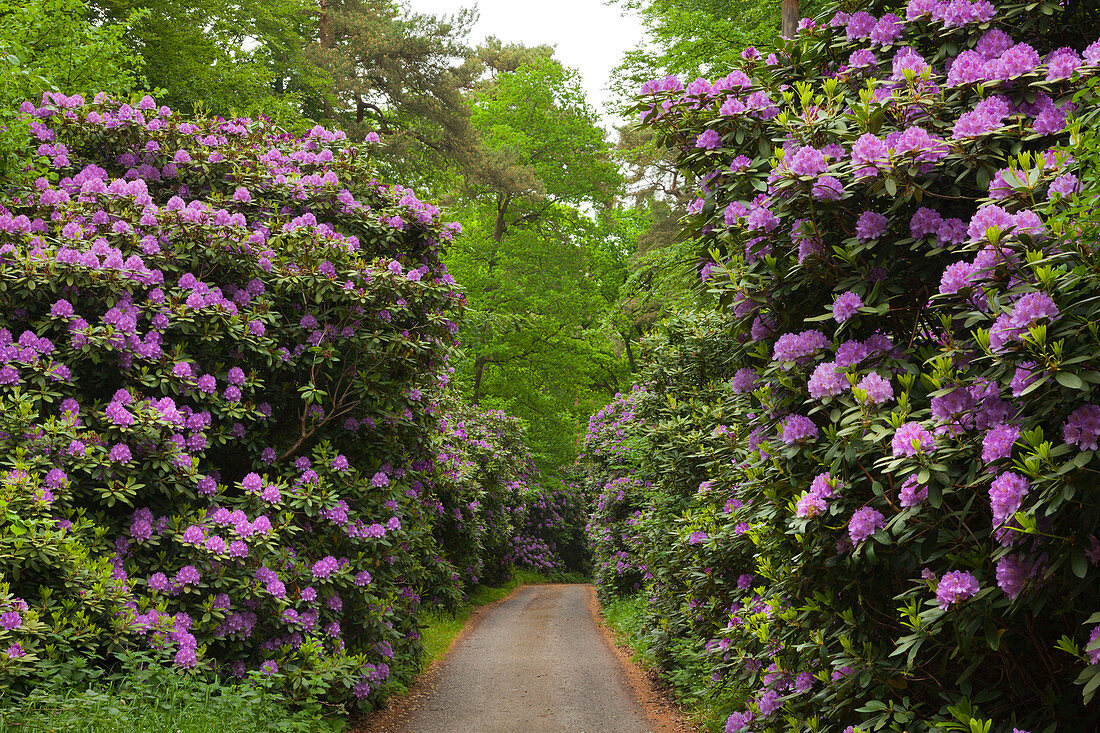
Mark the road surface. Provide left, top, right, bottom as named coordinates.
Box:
left=377, top=584, right=655, bottom=733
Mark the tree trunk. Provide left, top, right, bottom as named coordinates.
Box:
left=622, top=329, right=637, bottom=373
left=472, top=355, right=488, bottom=405
left=319, top=0, right=332, bottom=118
left=493, top=193, right=511, bottom=242
left=782, top=0, right=799, bottom=38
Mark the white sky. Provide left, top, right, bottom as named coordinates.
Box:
left=405, top=0, right=646, bottom=128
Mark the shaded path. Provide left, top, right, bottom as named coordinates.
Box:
left=371, top=584, right=656, bottom=733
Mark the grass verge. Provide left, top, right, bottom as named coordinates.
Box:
left=600, top=592, right=734, bottom=733
left=0, top=669, right=345, bottom=733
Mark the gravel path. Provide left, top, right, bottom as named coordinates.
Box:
left=383, top=584, right=655, bottom=733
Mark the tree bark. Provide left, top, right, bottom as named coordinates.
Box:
left=472, top=354, right=489, bottom=405
left=493, top=193, right=511, bottom=242
left=319, top=0, right=332, bottom=119
left=782, top=0, right=799, bottom=38
left=621, top=329, right=637, bottom=373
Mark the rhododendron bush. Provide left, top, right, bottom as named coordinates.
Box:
left=0, top=92, right=477, bottom=707
left=433, top=394, right=588, bottom=585
left=584, top=0, right=1100, bottom=730
left=509, top=477, right=589, bottom=574
left=433, top=395, right=534, bottom=588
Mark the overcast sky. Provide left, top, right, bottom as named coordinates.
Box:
left=406, top=0, right=646, bottom=127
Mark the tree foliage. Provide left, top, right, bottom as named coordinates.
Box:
left=444, top=56, right=629, bottom=471
left=0, top=0, right=143, bottom=180
left=86, top=0, right=321, bottom=124
left=609, top=0, right=787, bottom=108
left=312, top=0, right=483, bottom=188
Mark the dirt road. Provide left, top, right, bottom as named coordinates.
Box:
left=368, top=584, right=656, bottom=733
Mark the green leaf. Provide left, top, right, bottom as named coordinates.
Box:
left=927, top=482, right=942, bottom=509
left=1056, top=371, right=1085, bottom=390
left=1072, top=550, right=1088, bottom=579
left=1084, top=668, right=1100, bottom=704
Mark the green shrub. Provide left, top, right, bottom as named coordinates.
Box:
left=584, top=1, right=1100, bottom=730
left=0, top=91, right=463, bottom=708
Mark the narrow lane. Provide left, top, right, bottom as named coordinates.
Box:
left=390, top=584, right=654, bottom=733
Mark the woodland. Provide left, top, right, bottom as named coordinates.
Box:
left=4, top=1, right=1100, bottom=732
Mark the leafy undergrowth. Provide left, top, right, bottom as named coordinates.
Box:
left=600, top=593, right=734, bottom=733
left=0, top=666, right=345, bottom=733
left=418, top=568, right=589, bottom=670
left=0, top=570, right=589, bottom=733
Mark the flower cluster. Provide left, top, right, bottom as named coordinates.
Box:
left=591, top=1, right=1100, bottom=730
left=0, top=94, right=476, bottom=709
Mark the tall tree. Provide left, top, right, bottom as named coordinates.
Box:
left=86, top=0, right=321, bottom=124
left=311, top=0, right=482, bottom=189
left=0, top=0, right=143, bottom=181
left=445, top=54, right=627, bottom=470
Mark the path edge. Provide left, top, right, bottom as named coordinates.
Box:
left=352, top=582, right=529, bottom=733
left=587, top=585, right=700, bottom=733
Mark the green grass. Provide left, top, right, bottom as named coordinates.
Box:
left=0, top=670, right=345, bottom=733
left=600, top=592, right=656, bottom=665
left=0, top=569, right=589, bottom=732
left=418, top=568, right=588, bottom=670
left=600, top=592, right=733, bottom=733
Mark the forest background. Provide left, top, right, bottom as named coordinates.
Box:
left=0, top=0, right=799, bottom=473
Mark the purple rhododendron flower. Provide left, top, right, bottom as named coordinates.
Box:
left=757, top=689, right=782, bottom=716
left=1049, top=172, right=1079, bottom=198
left=175, top=565, right=200, bottom=585
left=833, top=291, right=864, bottom=322
left=989, top=471, right=1030, bottom=528
left=731, top=368, right=757, bottom=394
left=982, top=424, right=1019, bottom=463
left=782, top=414, right=818, bottom=444
left=696, top=130, right=722, bottom=149
left=1088, top=626, right=1100, bottom=665
left=797, top=472, right=839, bottom=518
left=796, top=492, right=827, bottom=518
left=773, top=330, right=829, bottom=362
left=851, top=133, right=889, bottom=176
left=0, top=610, right=21, bottom=630
left=109, top=443, right=132, bottom=462
left=1065, top=405, right=1100, bottom=450
left=808, top=361, right=849, bottom=398
left=898, top=475, right=928, bottom=507
left=947, top=50, right=988, bottom=85
left=936, top=570, right=980, bottom=609
left=784, top=146, right=827, bottom=176
left=850, top=49, right=877, bottom=67
left=996, top=554, right=1033, bottom=599
left=312, top=555, right=339, bottom=579
left=857, top=372, right=893, bottom=404
left=990, top=43, right=1040, bottom=80
left=892, top=422, right=935, bottom=456
left=725, top=710, right=755, bottom=733
left=954, top=95, right=1012, bottom=139
left=846, top=11, right=876, bottom=40
left=848, top=507, right=885, bottom=544
left=812, top=175, right=844, bottom=200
